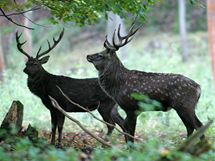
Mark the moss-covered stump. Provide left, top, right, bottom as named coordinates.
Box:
left=0, top=101, right=23, bottom=140
left=0, top=101, right=38, bottom=143
left=1, top=101, right=23, bottom=130
left=23, top=124, right=39, bottom=141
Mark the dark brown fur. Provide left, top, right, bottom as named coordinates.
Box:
left=24, top=63, right=124, bottom=146
left=16, top=31, right=124, bottom=147
left=87, top=48, right=204, bottom=143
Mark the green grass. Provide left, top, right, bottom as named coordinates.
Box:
left=0, top=31, right=214, bottom=149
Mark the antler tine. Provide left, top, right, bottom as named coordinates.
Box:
left=53, top=37, right=57, bottom=43
left=115, top=23, right=141, bottom=49
left=127, top=22, right=136, bottom=36
left=19, top=40, right=27, bottom=46
left=116, top=24, right=130, bottom=47
left=117, top=24, right=124, bottom=41
left=124, top=36, right=133, bottom=45
left=126, top=14, right=142, bottom=38
left=112, top=29, right=119, bottom=50
left=16, top=32, right=28, bottom=46
left=104, top=36, right=116, bottom=51
left=104, top=21, right=140, bottom=51
left=116, top=15, right=139, bottom=42
left=36, top=46, right=42, bottom=58
left=117, top=22, right=135, bottom=41
left=129, top=25, right=141, bottom=37
left=117, top=25, right=126, bottom=40
left=36, top=39, right=51, bottom=58
left=36, top=28, right=64, bottom=59
left=17, top=32, right=22, bottom=39
left=111, top=24, right=130, bottom=49
left=15, top=31, right=31, bottom=58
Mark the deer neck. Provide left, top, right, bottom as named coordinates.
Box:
left=98, top=56, right=127, bottom=97
left=28, top=68, right=48, bottom=82
left=27, top=68, right=52, bottom=99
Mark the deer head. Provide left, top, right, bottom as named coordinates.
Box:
left=87, top=23, right=139, bottom=72
left=16, top=29, right=64, bottom=77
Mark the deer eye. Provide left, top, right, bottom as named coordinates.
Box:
left=31, top=62, right=38, bottom=66
left=96, top=55, right=104, bottom=60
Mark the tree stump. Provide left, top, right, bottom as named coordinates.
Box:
left=0, top=101, right=23, bottom=140
left=24, top=124, right=39, bottom=141
left=0, top=101, right=39, bottom=143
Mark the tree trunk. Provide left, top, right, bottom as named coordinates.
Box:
left=1, top=33, right=13, bottom=67
left=23, top=11, right=32, bottom=59
left=0, top=101, right=39, bottom=143
left=24, top=124, right=39, bottom=141
left=178, top=0, right=189, bottom=62
left=207, top=0, right=215, bottom=82
left=0, top=101, right=23, bottom=131
left=0, top=101, right=23, bottom=141
left=106, top=12, right=127, bottom=58
left=0, top=35, right=5, bottom=81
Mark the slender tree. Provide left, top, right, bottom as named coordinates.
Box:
left=207, top=0, right=215, bottom=82
left=0, top=36, right=5, bottom=81
left=23, top=10, right=32, bottom=59
left=106, top=12, right=127, bottom=58
left=178, top=0, right=189, bottom=62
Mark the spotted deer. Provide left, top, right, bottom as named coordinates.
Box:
left=87, top=23, right=204, bottom=143
left=16, top=29, right=124, bottom=147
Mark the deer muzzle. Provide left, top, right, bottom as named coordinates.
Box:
left=23, top=67, right=28, bottom=74
left=86, top=55, right=94, bottom=62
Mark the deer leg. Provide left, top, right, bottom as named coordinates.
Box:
left=124, top=111, right=137, bottom=143
left=57, top=114, right=65, bottom=148
left=110, top=105, right=129, bottom=142
left=123, top=117, right=131, bottom=143
left=176, top=108, right=205, bottom=140
left=176, top=109, right=196, bottom=137
left=50, top=110, right=58, bottom=145
left=98, top=102, right=115, bottom=136
left=194, top=115, right=203, bottom=127
left=194, top=114, right=205, bottom=140
left=110, top=105, right=125, bottom=134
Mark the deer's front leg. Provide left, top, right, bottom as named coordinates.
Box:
left=57, top=114, right=65, bottom=148
left=50, top=110, right=58, bottom=145
left=124, top=111, right=137, bottom=143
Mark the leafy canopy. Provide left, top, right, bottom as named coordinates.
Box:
left=1, top=0, right=157, bottom=25
left=30, top=0, right=158, bottom=25
left=0, top=0, right=202, bottom=26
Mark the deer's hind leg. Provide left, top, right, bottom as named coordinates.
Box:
left=50, top=110, right=58, bottom=145
left=175, top=107, right=204, bottom=139
left=110, top=105, right=125, bottom=133
left=98, top=101, right=116, bottom=136
left=176, top=110, right=195, bottom=137
left=57, top=114, right=65, bottom=148
left=194, top=114, right=205, bottom=139
left=123, top=111, right=137, bottom=143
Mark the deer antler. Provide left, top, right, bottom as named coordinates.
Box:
left=36, top=29, right=64, bottom=59
left=16, top=32, right=31, bottom=58
left=104, top=21, right=140, bottom=51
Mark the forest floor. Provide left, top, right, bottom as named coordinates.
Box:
left=0, top=31, right=215, bottom=160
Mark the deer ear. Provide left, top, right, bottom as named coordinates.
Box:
left=39, top=56, right=50, bottom=64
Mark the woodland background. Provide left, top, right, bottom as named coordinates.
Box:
left=0, top=0, right=215, bottom=161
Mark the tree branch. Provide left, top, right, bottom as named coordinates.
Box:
left=21, top=13, right=49, bottom=28
left=179, top=120, right=213, bottom=152
left=56, top=85, right=141, bottom=142
left=49, top=96, right=112, bottom=148
left=0, top=8, right=34, bottom=30
left=10, top=0, right=48, bottom=28
left=0, top=7, right=40, bottom=17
